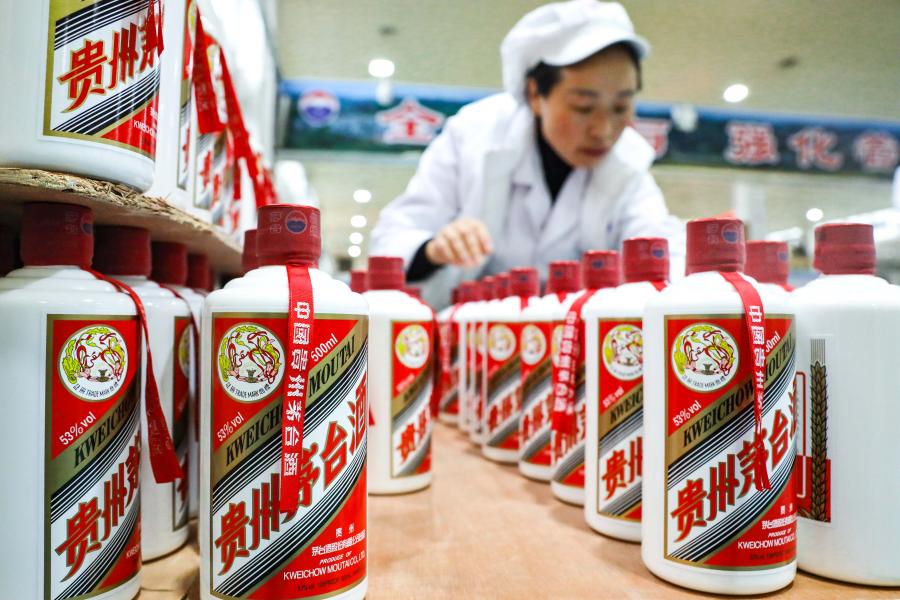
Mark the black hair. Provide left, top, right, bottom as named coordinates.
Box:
left=526, top=42, right=642, bottom=98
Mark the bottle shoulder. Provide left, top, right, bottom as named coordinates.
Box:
left=791, top=274, right=900, bottom=309
left=646, top=272, right=791, bottom=315
left=583, top=282, right=662, bottom=319
left=363, top=290, right=431, bottom=320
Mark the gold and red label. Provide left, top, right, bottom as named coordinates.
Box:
left=176, top=0, right=197, bottom=191
left=484, top=320, right=522, bottom=451
left=551, top=321, right=588, bottom=487
left=172, top=317, right=191, bottom=531
left=438, top=317, right=460, bottom=416
left=390, top=320, right=433, bottom=478
left=46, top=315, right=142, bottom=600
left=210, top=312, right=368, bottom=599
left=43, top=0, right=161, bottom=158
left=596, top=319, right=644, bottom=522
left=469, top=321, right=486, bottom=435
left=793, top=337, right=831, bottom=523
left=663, top=314, right=796, bottom=569
left=519, top=321, right=553, bottom=466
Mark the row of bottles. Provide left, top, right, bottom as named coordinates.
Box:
left=438, top=219, right=899, bottom=592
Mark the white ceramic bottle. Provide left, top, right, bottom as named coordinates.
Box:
left=793, top=224, right=900, bottom=586
left=201, top=205, right=369, bottom=600
left=468, top=277, right=495, bottom=445
left=518, top=261, right=581, bottom=481
left=551, top=251, right=621, bottom=506
left=94, top=226, right=191, bottom=559
left=0, top=203, right=142, bottom=600
left=481, top=268, right=539, bottom=463
left=453, top=281, right=480, bottom=434
left=643, top=218, right=797, bottom=594
left=364, top=256, right=434, bottom=494
left=436, top=288, right=463, bottom=425
left=584, top=238, right=669, bottom=541
left=745, top=241, right=794, bottom=293
left=0, top=1, right=164, bottom=190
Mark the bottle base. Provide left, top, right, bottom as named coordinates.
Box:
left=798, top=561, right=900, bottom=587
left=518, top=461, right=552, bottom=481
left=482, top=446, right=518, bottom=464
left=368, top=472, right=432, bottom=495
left=643, top=554, right=796, bottom=595
left=585, top=513, right=641, bottom=542
left=551, top=482, right=584, bottom=506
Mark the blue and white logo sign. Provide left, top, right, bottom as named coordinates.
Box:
left=298, top=89, right=340, bottom=128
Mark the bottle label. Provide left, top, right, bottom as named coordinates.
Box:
left=390, top=320, right=434, bottom=478
left=210, top=312, right=368, bottom=599
left=470, top=322, right=486, bottom=435
left=43, top=0, right=161, bottom=158
left=484, top=320, right=522, bottom=450
left=438, top=318, right=460, bottom=416
left=172, top=317, right=191, bottom=531
left=176, top=0, right=197, bottom=191
left=664, top=314, right=796, bottom=569
left=793, top=336, right=831, bottom=523
left=551, top=322, right=587, bottom=487
left=519, top=321, right=553, bottom=466
left=46, top=315, right=142, bottom=600
left=596, top=319, right=644, bottom=522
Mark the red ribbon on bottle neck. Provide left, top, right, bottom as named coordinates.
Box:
left=192, top=16, right=225, bottom=135
left=87, top=269, right=184, bottom=483
left=720, top=271, right=772, bottom=492
left=280, top=264, right=315, bottom=514
left=550, top=290, right=598, bottom=436
left=159, top=285, right=201, bottom=439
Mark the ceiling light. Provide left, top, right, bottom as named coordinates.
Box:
left=353, top=189, right=372, bottom=203
left=351, top=215, right=367, bottom=228
left=368, top=58, right=395, bottom=78
left=349, top=232, right=364, bottom=244
left=723, top=84, right=749, bottom=103
left=348, top=245, right=361, bottom=258
left=806, top=208, right=824, bottom=222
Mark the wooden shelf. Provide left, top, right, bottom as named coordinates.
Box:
left=142, top=423, right=898, bottom=599
left=0, top=168, right=242, bottom=274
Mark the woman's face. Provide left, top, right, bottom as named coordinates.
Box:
left=528, top=46, right=639, bottom=168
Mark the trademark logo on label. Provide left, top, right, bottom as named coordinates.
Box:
left=671, top=323, right=739, bottom=392
left=520, top=324, right=547, bottom=366
left=602, top=324, right=643, bottom=381
left=487, top=324, right=516, bottom=362
left=217, top=323, right=285, bottom=402
left=395, top=324, right=430, bottom=369
left=58, top=325, right=129, bottom=401
left=178, top=324, right=191, bottom=377
left=550, top=324, right=564, bottom=367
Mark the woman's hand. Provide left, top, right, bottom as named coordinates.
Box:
left=425, top=217, right=494, bottom=268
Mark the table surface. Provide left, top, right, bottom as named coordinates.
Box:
left=141, top=423, right=898, bottom=599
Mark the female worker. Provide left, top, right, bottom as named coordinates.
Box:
left=370, top=0, right=678, bottom=307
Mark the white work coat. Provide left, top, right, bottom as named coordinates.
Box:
left=370, top=93, right=678, bottom=308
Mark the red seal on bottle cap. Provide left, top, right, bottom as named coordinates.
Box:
left=350, top=269, right=368, bottom=293
left=151, top=241, right=188, bottom=285
left=242, top=228, right=259, bottom=273
left=745, top=240, right=790, bottom=285
left=256, top=204, right=321, bottom=267
left=510, top=267, right=539, bottom=297
left=546, top=260, right=582, bottom=294
left=623, top=237, right=669, bottom=283
left=581, top=250, right=621, bottom=289
left=686, top=217, right=745, bottom=275
left=367, top=256, right=405, bottom=290
left=495, top=272, right=511, bottom=299
left=814, top=223, right=876, bottom=275
left=21, top=202, right=93, bottom=268
left=94, top=226, right=152, bottom=276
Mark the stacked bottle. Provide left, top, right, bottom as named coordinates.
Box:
left=364, top=256, right=434, bottom=494
left=793, top=224, right=900, bottom=585
left=518, top=261, right=581, bottom=481
left=201, top=205, right=369, bottom=599
left=436, top=288, right=463, bottom=424
left=0, top=203, right=144, bottom=599
left=468, top=277, right=496, bottom=445
left=481, top=268, right=540, bottom=463
left=642, top=217, right=796, bottom=594
left=454, top=281, right=481, bottom=434
left=94, top=226, right=191, bottom=559
left=583, top=238, right=669, bottom=541
left=550, top=251, right=621, bottom=505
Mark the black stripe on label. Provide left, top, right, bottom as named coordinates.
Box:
left=54, top=70, right=159, bottom=135
left=54, top=0, right=148, bottom=50
left=599, top=409, right=642, bottom=456
left=520, top=425, right=550, bottom=461
left=552, top=441, right=585, bottom=483
left=600, top=482, right=641, bottom=517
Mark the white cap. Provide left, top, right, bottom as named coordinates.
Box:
left=501, top=0, right=650, bottom=103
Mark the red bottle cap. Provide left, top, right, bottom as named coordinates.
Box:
left=350, top=269, right=368, bottom=293
left=20, top=202, right=93, bottom=268
left=93, top=226, right=152, bottom=276
left=745, top=241, right=790, bottom=285
left=510, top=267, right=539, bottom=297
left=814, top=223, right=876, bottom=275
left=458, top=281, right=479, bottom=302
left=257, top=205, right=321, bottom=267
left=582, top=250, right=621, bottom=289
left=242, top=228, right=259, bottom=273
left=495, top=273, right=511, bottom=299
left=188, top=253, right=212, bottom=290
left=151, top=241, right=189, bottom=285
left=367, top=256, right=405, bottom=290
left=623, top=237, right=669, bottom=283
left=406, top=286, right=422, bottom=300
left=481, top=275, right=497, bottom=300
left=450, top=287, right=460, bottom=305
left=546, top=260, right=582, bottom=294
left=0, top=225, right=18, bottom=276
left=686, top=217, right=745, bottom=275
